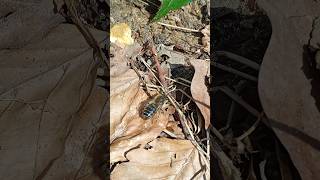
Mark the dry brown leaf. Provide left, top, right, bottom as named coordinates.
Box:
left=111, top=137, right=209, bottom=180
left=257, top=0, right=320, bottom=179
left=0, top=1, right=64, bottom=49
left=110, top=43, right=141, bottom=77
left=53, top=0, right=65, bottom=11
left=190, top=59, right=210, bottom=129
left=110, top=44, right=170, bottom=163
left=110, top=69, right=141, bottom=141
left=110, top=111, right=169, bottom=163
left=0, top=25, right=106, bottom=180
left=0, top=2, right=107, bottom=179
left=201, top=25, right=210, bottom=53
left=166, top=118, right=185, bottom=139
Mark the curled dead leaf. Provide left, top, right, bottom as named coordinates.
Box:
left=111, top=137, right=210, bottom=180
left=110, top=44, right=170, bottom=163
left=110, top=111, right=169, bottom=163
left=110, top=44, right=210, bottom=179
left=166, top=120, right=185, bottom=139
left=190, top=59, right=210, bottom=129
left=201, top=25, right=210, bottom=53
left=166, top=105, right=176, bottom=115
left=0, top=19, right=106, bottom=179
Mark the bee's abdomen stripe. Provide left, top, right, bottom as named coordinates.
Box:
left=147, top=105, right=156, bottom=111
left=143, top=104, right=157, bottom=118
left=143, top=112, right=152, bottom=118
left=143, top=110, right=153, bottom=117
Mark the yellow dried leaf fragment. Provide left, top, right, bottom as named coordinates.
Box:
left=110, top=23, right=134, bottom=47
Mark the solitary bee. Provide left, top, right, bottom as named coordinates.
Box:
left=141, top=94, right=167, bottom=119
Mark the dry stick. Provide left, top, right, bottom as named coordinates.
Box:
left=137, top=0, right=158, bottom=7
left=210, top=136, right=242, bottom=180
left=157, top=22, right=201, bottom=33
left=167, top=84, right=177, bottom=93
left=219, top=101, right=235, bottom=132
left=195, top=111, right=203, bottom=134
left=142, top=65, right=210, bottom=171
left=165, top=77, right=191, bottom=88
left=177, top=110, right=210, bottom=169
left=149, top=43, right=167, bottom=87
left=145, top=84, right=161, bottom=91
left=206, top=130, right=210, bottom=161
left=171, top=91, right=211, bottom=167
left=175, top=77, right=192, bottom=84
left=259, top=160, right=268, bottom=180
left=215, top=51, right=260, bottom=70
left=235, top=112, right=263, bottom=141
left=210, top=126, right=225, bottom=143
left=139, top=58, right=180, bottom=109
left=139, top=57, right=210, bottom=167
left=175, top=88, right=210, bottom=108
left=129, top=58, right=148, bottom=85
left=163, top=129, right=178, bottom=139
left=220, top=80, right=247, bottom=132
left=213, top=62, right=258, bottom=82
left=188, top=112, right=198, bottom=134
left=167, top=75, right=213, bottom=161
left=216, top=86, right=261, bottom=116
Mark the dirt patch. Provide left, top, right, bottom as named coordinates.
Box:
left=110, top=0, right=209, bottom=57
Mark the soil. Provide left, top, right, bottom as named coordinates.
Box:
left=110, top=0, right=209, bottom=57
left=78, top=0, right=109, bottom=31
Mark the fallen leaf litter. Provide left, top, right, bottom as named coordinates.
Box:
left=110, top=21, right=210, bottom=178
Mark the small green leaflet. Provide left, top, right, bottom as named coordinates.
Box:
left=152, top=0, right=192, bottom=22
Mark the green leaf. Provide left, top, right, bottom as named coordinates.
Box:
left=151, top=0, right=192, bottom=22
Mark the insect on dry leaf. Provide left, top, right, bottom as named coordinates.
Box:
left=109, top=22, right=210, bottom=178
left=110, top=43, right=171, bottom=163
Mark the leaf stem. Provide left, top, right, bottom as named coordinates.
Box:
left=157, top=22, right=200, bottom=33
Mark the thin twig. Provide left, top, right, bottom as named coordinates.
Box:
left=206, top=130, right=210, bottom=161
left=175, top=89, right=210, bottom=108
left=235, top=112, right=263, bottom=141
left=219, top=80, right=247, bottom=132
left=215, top=51, right=260, bottom=70
left=148, top=42, right=167, bottom=87
left=214, top=86, right=288, bottom=141
left=210, top=126, right=225, bottom=143
left=213, top=62, right=258, bottom=82
left=189, top=112, right=199, bottom=134
left=165, top=77, right=191, bottom=88
left=163, top=129, right=178, bottom=138
left=210, top=138, right=242, bottom=180
left=136, top=0, right=159, bottom=7
left=145, top=84, right=161, bottom=89
left=133, top=47, right=210, bottom=169
left=157, top=22, right=200, bottom=33
left=176, top=77, right=192, bottom=84
left=215, top=86, right=260, bottom=117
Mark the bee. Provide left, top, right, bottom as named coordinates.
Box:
left=141, top=94, right=167, bottom=119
